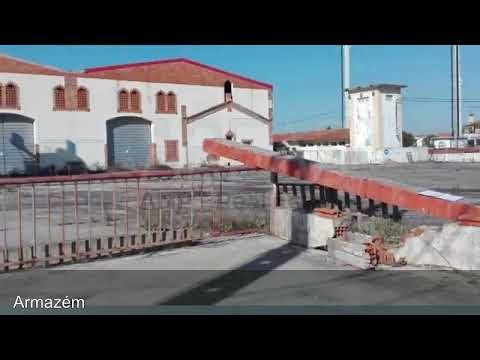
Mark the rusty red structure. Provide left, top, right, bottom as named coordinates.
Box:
left=203, top=139, right=480, bottom=226
left=0, top=165, right=268, bottom=272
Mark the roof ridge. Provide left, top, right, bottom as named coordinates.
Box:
left=84, top=57, right=272, bottom=89
left=0, top=53, right=66, bottom=73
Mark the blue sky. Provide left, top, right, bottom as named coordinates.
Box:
left=1, top=45, right=478, bottom=135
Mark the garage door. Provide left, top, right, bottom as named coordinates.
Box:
left=0, top=114, right=35, bottom=176
left=107, top=117, right=151, bottom=169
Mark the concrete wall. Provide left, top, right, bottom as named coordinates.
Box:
left=299, top=146, right=430, bottom=165
left=270, top=207, right=337, bottom=248
left=432, top=152, right=480, bottom=162
left=0, top=72, right=270, bottom=170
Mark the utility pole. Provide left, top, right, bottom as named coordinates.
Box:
left=451, top=45, right=461, bottom=145
left=341, top=45, right=351, bottom=128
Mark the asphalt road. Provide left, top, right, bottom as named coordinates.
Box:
left=1, top=234, right=480, bottom=314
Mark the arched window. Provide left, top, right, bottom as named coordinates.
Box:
left=54, top=86, right=66, bottom=110
left=167, top=92, right=177, bottom=113
left=156, top=91, right=166, bottom=113
left=0, top=84, right=3, bottom=107
left=224, top=80, right=232, bottom=102
left=77, top=87, right=89, bottom=110
left=118, top=89, right=129, bottom=112
left=5, top=83, right=18, bottom=108
left=130, top=90, right=141, bottom=112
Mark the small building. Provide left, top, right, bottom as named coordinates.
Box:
left=272, top=128, right=350, bottom=152
left=346, top=84, right=406, bottom=150
left=432, top=136, right=468, bottom=149
left=0, top=53, right=273, bottom=175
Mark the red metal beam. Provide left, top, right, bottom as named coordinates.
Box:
left=203, top=139, right=480, bottom=226
left=0, top=166, right=259, bottom=186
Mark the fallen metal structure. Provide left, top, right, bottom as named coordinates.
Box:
left=203, top=139, right=480, bottom=226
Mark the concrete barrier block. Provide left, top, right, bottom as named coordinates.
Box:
left=270, top=207, right=293, bottom=240
left=393, top=223, right=480, bottom=270
left=304, top=214, right=336, bottom=248
left=328, top=237, right=367, bottom=257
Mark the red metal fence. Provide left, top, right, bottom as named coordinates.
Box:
left=0, top=166, right=270, bottom=272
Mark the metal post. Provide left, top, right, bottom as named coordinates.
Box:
left=100, top=181, right=105, bottom=224
left=344, top=192, right=350, bottom=209
left=270, top=172, right=280, bottom=208
left=2, top=188, right=7, bottom=262
left=31, top=185, right=36, bottom=258
left=219, top=172, right=223, bottom=231
left=124, top=179, right=128, bottom=238
left=47, top=184, right=51, bottom=247
left=136, top=179, right=140, bottom=234
left=356, top=195, right=362, bottom=212
left=381, top=202, right=389, bottom=218
left=190, top=179, right=194, bottom=228
left=158, top=184, right=162, bottom=231
left=200, top=174, right=204, bottom=209
left=112, top=181, right=117, bottom=241
left=74, top=182, right=79, bottom=244
left=60, top=183, right=65, bottom=248
left=17, top=186, right=22, bottom=261
left=452, top=45, right=461, bottom=143
left=87, top=181, right=92, bottom=242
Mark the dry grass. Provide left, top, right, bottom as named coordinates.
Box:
left=349, top=217, right=408, bottom=248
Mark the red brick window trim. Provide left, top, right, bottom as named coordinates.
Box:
left=167, top=92, right=177, bottom=114
left=118, top=89, right=129, bottom=112
left=4, top=83, right=20, bottom=109
left=77, top=87, right=89, bottom=111
left=165, top=140, right=179, bottom=162
left=156, top=91, right=166, bottom=113
left=53, top=85, right=66, bottom=111
left=130, top=89, right=141, bottom=113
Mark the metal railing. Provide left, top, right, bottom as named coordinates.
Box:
left=0, top=166, right=271, bottom=272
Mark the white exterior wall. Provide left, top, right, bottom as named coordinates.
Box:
left=348, top=89, right=403, bottom=150
left=0, top=72, right=270, bottom=170
left=186, top=108, right=271, bottom=167
left=381, top=93, right=402, bottom=148
left=349, top=91, right=375, bottom=149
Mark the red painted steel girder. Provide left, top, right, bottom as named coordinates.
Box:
left=203, top=139, right=480, bottom=225
left=0, top=165, right=259, bottom=186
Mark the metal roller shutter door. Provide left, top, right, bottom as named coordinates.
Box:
left=107, top=117, right=151, bottom=170
left=0, top=114, right=34, bottom=176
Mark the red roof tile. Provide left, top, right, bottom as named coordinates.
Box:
left=272, top=128, right=350, bottom=143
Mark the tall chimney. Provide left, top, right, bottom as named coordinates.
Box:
left=341, top=45, right=351, bottom=128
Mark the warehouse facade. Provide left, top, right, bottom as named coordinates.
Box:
left=0, top=54, right=273, bottom=175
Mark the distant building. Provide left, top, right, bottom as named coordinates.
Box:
left=431, top=135, right=468, bottom=149
left=346, top=84, right=406, bottom=150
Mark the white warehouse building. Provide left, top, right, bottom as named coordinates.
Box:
left=0, top=54, right=273, bottom=175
